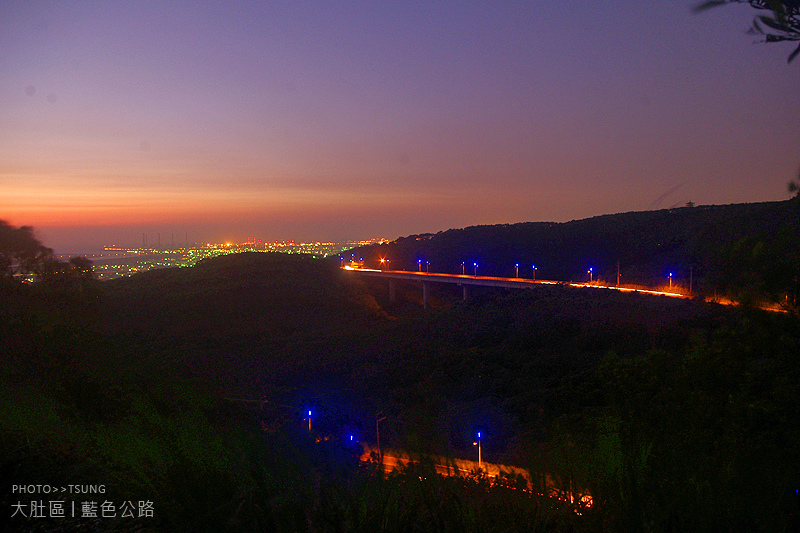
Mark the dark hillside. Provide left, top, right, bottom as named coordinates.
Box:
left=2, top=253, right=400, bottom=531
left=339, top=277, right=800, bottom=531
left=99, top=252, right=389, bottom=395
left=3, top=240, right=800, bottom=531
left=330, top=279, right=731, bottom=456
left=96, top=251, right=734, bottom=456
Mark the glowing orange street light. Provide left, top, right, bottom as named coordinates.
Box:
left=380, top=258, right=386, bottom=270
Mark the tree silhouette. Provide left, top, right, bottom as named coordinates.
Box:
left=788, top=165, right=800, bottom=195
left=0, top=220, right=95, bottom=283
left=0, top=220, right=53, bottom=280
left=695, top=1, right=800, bottom=62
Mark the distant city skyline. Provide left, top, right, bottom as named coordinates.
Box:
left=2, top=1, right=799, bottom=254
left=68, top=237, right=382, bottom=278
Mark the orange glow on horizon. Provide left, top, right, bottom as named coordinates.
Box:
left=1, top=174, right=503, bottom=229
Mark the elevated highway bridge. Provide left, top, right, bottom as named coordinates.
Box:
left=343, top=266, right=689, bottom=309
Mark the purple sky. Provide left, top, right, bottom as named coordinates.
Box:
left=2, top=1, right=799, bottom=253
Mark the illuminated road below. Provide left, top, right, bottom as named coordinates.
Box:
left=359, top=445, right=593, bottom=508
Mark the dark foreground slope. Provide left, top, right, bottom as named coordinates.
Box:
left=1, top=253, right=393, bottom=532
left=99, top=252, right=389, bottom=397
left=3, top=251, right=800, bottom=531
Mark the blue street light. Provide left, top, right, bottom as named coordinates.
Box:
left=515, top=263, right=519, bottom=278
left=473, top=431, right=482, bottom=467
left=588, top=267, right=593, bottom=282
left=473, top=262, right=478, bottom=276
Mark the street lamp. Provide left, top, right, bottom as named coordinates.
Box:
left=376, top=413, right=387, bottom=465
left=473, top=262, right=478, bottom=276
left=532, top=265, right=537, bottom=281
left=307, top=410, right=312, bottom=432
left=461, top=262, right=465, bottom=275
left=473, top=431, right=482, bottom=468
left=380, top=258, right=386, bottom=270
left=669, top=272, right=673, bottom=288
left=426, top=261, right=430, bottom=273
left=418, top=259, right=422, bottom=272
left=588, top=268, right=593, bottom=282
left=515, top=263, right=519, bottom=278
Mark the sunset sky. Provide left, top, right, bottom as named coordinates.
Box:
left=2, top=1, right=799, bottom=253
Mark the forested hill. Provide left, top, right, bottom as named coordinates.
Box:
left=350, top=200, right=800, bottom=305
left=97, top=252, right=390, bottom=396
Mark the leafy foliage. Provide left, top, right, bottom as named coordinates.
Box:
left=0, top=221, right=53, bottom=280
left=566, top=312, right=800, bottom=531
left=695, top=0, right=800, bottom=62
left=0, top=220, right=95, bottom=287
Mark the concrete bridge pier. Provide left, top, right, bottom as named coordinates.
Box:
left=422, top=281, right=429, bottom=309
left=461, top=284, right=469, bottom=301
left=389, top=280, right=396, bottom=303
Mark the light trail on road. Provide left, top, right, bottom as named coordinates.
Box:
left=358, top=445, right=593, bottom=509
left=344, top=266, right=690, bottom=300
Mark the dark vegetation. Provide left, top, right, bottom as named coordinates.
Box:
left=696, top=0, right=800, bottom=63
left=2, top=204, right=800, bottom=531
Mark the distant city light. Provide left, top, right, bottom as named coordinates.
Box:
left=95, top=238, right=388, bottom=280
